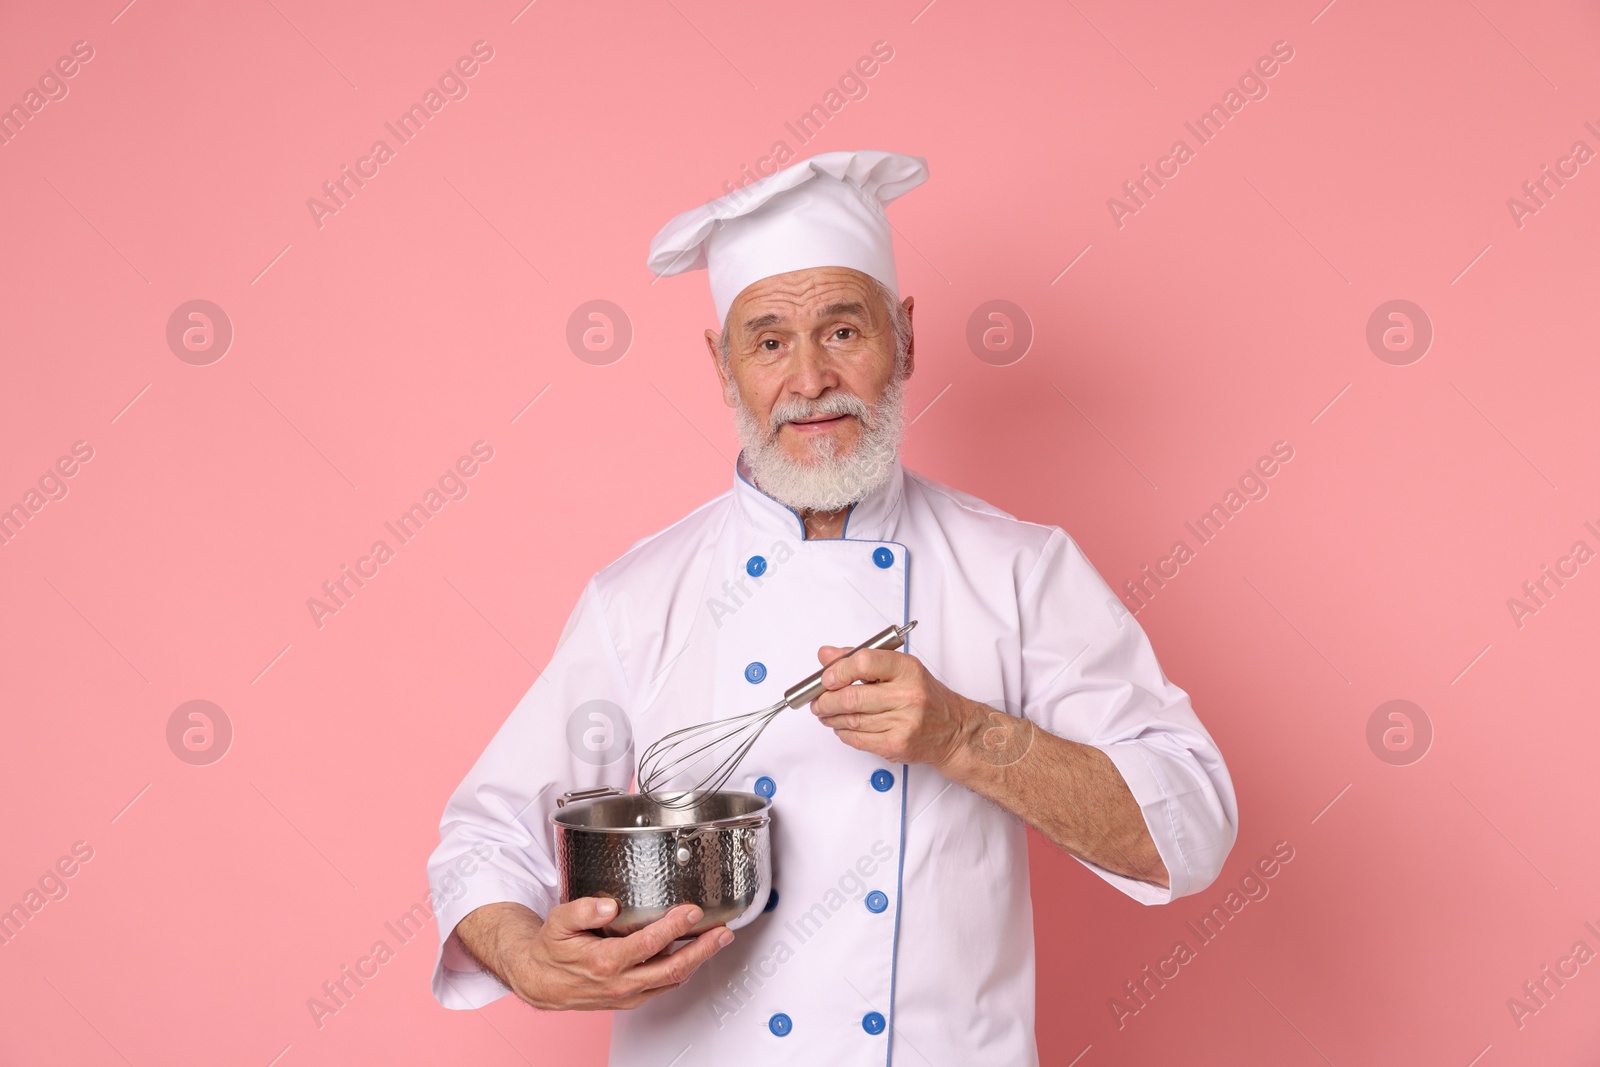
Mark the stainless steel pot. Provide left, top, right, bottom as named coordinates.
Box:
left=551, top=786, right=772, bottom=938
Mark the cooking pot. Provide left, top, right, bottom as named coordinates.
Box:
left=551, top=786, right=772, bottom=937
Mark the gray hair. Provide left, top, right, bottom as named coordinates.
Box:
left=717, top=274, right=912, bottom=374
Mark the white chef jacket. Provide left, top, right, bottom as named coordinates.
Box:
left=426, top=453, right=1237, bottom=1065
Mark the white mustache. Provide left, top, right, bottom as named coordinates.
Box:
left=736, top=375, right=906, bottom=512
left=768, top=392, right=871, bottom=436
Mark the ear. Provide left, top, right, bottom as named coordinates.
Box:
left=705, top=328, right=736, bottom=407
left=902, top=295, right=915, bottom=377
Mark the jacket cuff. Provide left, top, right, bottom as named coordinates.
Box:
left=1087, top=740, right=1193, bottom=904
left=429, top=876, right=553, bottom=1010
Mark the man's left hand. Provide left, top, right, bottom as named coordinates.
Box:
left=809, top=644, right=979, bottom=769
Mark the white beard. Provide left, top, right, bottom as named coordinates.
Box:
left=735, top=372, right=906, bottom=512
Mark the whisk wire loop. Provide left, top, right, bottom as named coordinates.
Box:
left=634, top=621, right=916, bottom=807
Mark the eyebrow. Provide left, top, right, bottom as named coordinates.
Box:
left=819, top=300, right=869, bottom=320
left=741, top=301, right=870, bottom=332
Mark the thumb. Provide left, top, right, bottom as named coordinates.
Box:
left=547, top=896, right=618, bottom=937
left=817, top=645, right=848, bottom=664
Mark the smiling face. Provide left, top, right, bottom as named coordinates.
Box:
left=705, top=266, right=916, bottom=512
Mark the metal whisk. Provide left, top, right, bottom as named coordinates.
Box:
left=636, top=621, right=917, bottom=807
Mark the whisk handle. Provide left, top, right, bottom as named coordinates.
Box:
left=783, top=620, right=917, bottom=709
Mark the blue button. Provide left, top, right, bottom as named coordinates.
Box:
left=864, top=890, right=888, bottom=913
left=872, top=546, right=894, bottom=568
left=746, top=555, right=767, bottom=577
left=870, top=769, right=895, bottom=792
left=769, top=1012, right=792, bottom=1037
left=764, top=888, right=779, bottom=913
left=862, top=1011, right=886, bottom=1035
left=754, top=775, right=776, bottom=798
left=744, top=661, right=767, bottom=684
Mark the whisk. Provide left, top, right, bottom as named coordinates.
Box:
left=636, top=621, right=917, bottom=807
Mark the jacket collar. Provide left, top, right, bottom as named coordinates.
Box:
left=733, top=449, right=904, bottom=543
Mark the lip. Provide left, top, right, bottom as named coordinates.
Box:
left=784, top=414, right=849, bottom=432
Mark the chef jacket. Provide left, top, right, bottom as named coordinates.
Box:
left=426, top=453, right=1238, bottom=1065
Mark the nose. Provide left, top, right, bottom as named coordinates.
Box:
left=785, top=336, right=839, bottom=399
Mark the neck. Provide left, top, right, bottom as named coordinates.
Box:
left=798, top=506, right=849, bottom=540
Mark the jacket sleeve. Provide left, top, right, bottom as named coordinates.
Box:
left=425, top=577, right=635, bottom=1008
left=1018, top=528, right=1238, bottom=904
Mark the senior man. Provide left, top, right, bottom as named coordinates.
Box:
left=427, top=149, right=1237, bottom=1064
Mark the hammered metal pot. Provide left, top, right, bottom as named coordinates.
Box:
left=551, top=786, right=772, bottom=938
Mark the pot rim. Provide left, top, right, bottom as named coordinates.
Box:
left=548, top=788, right=772, bottom=834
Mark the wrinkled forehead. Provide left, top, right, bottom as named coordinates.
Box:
left=728, top=267, right=883, bottom=335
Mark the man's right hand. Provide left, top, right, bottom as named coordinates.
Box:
left=452, top=898, right=734, bottom=1011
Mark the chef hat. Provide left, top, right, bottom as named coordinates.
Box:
left=647, top=149, right=930, bottom=326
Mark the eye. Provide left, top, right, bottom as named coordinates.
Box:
left=833, top=328, right=856, bottom=340
left=760, top=338, right=782, bottom=351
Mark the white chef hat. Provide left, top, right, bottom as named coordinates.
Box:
left=647, top=149, right=930, bottom=326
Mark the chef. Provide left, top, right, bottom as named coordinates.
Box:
left=426, top=149, right=1238, bottom=1065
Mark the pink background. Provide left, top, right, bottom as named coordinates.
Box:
left=3, top=0, right=1598, bottom=1063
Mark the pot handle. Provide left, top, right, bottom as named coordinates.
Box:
left=556, top=786, right=623, bottom=807
left=673, top=815, right=770, bottom=842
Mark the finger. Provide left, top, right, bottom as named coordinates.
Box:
left=815, top=707, right=898, bottom=732
left=828, top=728, right=892, bottom=755
left=818, top=647, right=902, bottom=689
left=811, top=681, right=902, bottom=719
left=609, top=904, right=704, bottom=967
left=623, top=926, right=734, bottom=994
left=611, top=987, right=678, bottom=1010
left=544, top=896, right=622, bottom=939
left=611, top=974, right=700, bottom=1009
